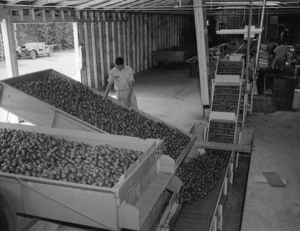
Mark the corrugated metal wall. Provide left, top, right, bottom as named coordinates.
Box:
left=77, top=12, right=193, bottom=89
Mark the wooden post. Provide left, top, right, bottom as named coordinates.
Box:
left=175, top=15, right=178, bottom=46
left=139, top=14, right=143, bottom=71
left=158, top=14, right=161, bottom=50
left=223, top=177, right=228, bottom=196
left=97, top=12, right=105, bottom=86
left=212, top=216, right=217, bottom=231
left=126, top=13, right=131, bottom=68
left=72, top=22, right=81, bottom=82
left=153, top=14, right=157, bottom=58
left=105, top=13, right=111, bottom=79
left=193, top=0, right=210, bottom=108
left=236, top=152, right=240, bottom=168
left=229, top=163, right=234, bottom=184
left=90, top=12, right=98, bottom=89
left=122, top=13, right=126, bottom=62
left=83, top=12, right=91, bottom=87
left=111, top=13, right=116, bottom=65
left=218, top=204, right=223, bottom=230
left=151, top=14, right=155, bottom=67
left=1, top=8, right=19, bottom=78
left=131, top=14, right=136, bottom=73
left=136, top=13, right=139, bottom=72
left=116, top=13, right=120, bottom=57
left=144, top=15, right=148, bottom=70
left=148, top=15, right=152, bottom=68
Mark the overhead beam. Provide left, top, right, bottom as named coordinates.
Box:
left=33, top=0, right=62, bottom=6
left=87, top=0, right=124, bottom=8
left=102, top=0, right=137, bottom=8
left=76, top=0, right=107, bottom=10
left=143, top=0, right=192, bottom=8
left=9, top=0, right=23, bottom=4
left=141, top=0, right=166, bottom=8
left=126, top=0, right=153, bottom=8
left=57, top=0, right=90, bottom=7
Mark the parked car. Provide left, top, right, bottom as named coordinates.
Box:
left=16, top=42, right=57, bottom=59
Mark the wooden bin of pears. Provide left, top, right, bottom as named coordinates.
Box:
left=0, top=69, right=195, bottom=168
left=0, top=122, right=182, bottom=231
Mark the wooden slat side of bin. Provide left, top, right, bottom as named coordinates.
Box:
left=0, top=123, right=167, bottom=230
left=0, top=174, right=119, bottom=230
left=0, top=81, right=106, bottom=133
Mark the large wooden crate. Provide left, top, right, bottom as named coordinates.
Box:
left=0, top=69, right=195, bottom=169
left=153, top=46, right=197, bottom=63
left=0, top=122, right=180, bottom=231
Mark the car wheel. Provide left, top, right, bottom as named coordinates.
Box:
left=16, top=52, right=21, bottom=59
left=30, top=50, right=37, bottom=59
left=47, top=48, right=53, bottom=56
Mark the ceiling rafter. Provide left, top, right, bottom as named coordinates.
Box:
left=87, top=0, right=123, bottom=8
left=33, top=0, right=62, bottom=6
left=0, top=0, right=300, bottom=15
left=75, top=0, right=108, bottom=9
left=98, top=0, right=138, bottom=8
left=57, top=0, right=90, bottom=7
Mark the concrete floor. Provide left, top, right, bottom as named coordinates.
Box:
left=241, top=111, right=300, bottom=231
left=134, top=63, right=205, bottom=132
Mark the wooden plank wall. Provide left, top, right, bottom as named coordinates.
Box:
left=0, top=23, right=17, bottom=62
left=77, top=12, right=192, bottom=89
left=0, top=23, right=4, bottom=61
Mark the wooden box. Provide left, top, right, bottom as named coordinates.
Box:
left=0, top=122, right=180, bottom=231
left=0, top=69, right=195, bottom=169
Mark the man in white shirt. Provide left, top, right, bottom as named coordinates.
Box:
left=104, top=57, right=138, bottom=109
left=272, top=40, right=289, bottom=71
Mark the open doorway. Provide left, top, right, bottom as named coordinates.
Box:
left=0, top=22, right=78, bottom=81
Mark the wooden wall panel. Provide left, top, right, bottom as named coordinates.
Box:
left=78, top=12, right=191, bottom=88
left=97, top=12, right=105, bottom=86
left=136, top=14, right=140, bottom=73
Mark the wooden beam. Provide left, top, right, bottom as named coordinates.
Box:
left=91, top=0, right=124, bottom=8
left=103, top=0, right=137, bottom=8
left=57, top=0, right=90, bottom=7
left=125, top=0, right=153, bottom=8
left=193, top=0, right=210, bottom=107
left=75, top=0, right=107, bottom=10
left=139, top=0, right=166, bottom=8
left=1, top=9, right=19, bottom=78
left=33, top=0, right=62, bottom=6
left=72, top=22, right=81, bottom=82
left=195, top=141, right=252, bottom=154
left=9, top=0, right=23, bottom=4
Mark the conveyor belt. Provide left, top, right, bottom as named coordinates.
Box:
left=212, top=86, right=240, bottom=113
left=173, top=161, right=229, bottom=231
left=214, top=86, right=240, bottom=95
left=173, top=121, right=237, bottom=230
